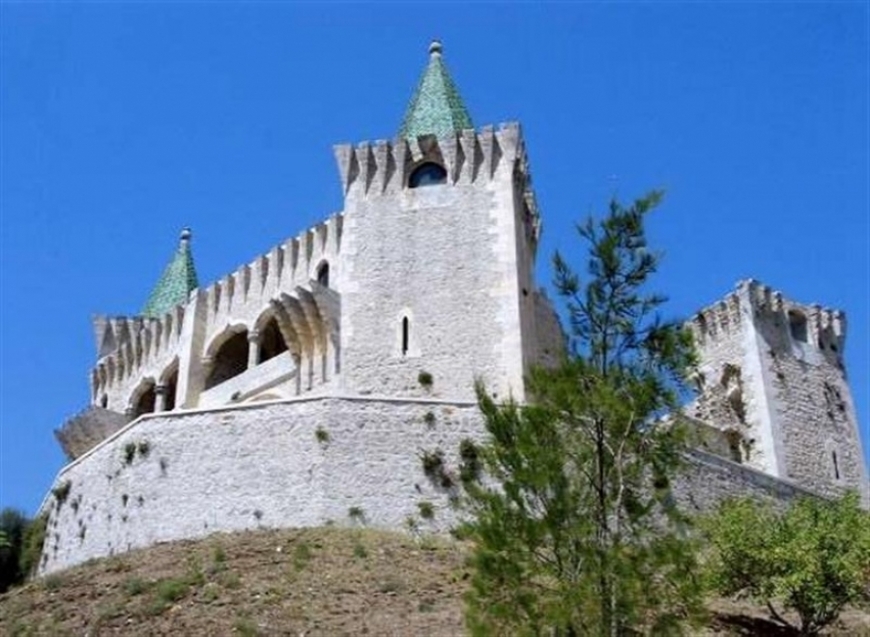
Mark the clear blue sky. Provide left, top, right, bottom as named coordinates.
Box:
left=1, top=4, right=867, bottom=514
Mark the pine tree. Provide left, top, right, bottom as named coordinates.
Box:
left=459, top=191, right=703, bottom=636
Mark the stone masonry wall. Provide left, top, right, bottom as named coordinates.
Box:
left=37, top=397, right=485, bottom=575
left=38, top=395, right=839, bottom=575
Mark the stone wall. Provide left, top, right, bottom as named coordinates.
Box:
left=37, top=397, right=484, bottom=574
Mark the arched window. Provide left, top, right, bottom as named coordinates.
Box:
left=205, top=330, right=249, bottom=389
left=402, top=317, right=410, bottom=356
left=258, top=317, right=289, bottom=363
left=132, top=382, right=156, bottom=419
left=409, top=162, right=447, bottom=188
left=316, top=262, right=330, bottom=288
left=788, top=310, right=808, bottom=343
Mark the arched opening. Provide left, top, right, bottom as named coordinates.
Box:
left=316, top=261, right=330, bottom=288
left=132, top=381, right=156, bottom=419
left=205, top=330, right=249, bottom=389
left=100, top=394, right=108, bottom=409
left=258, top=317, right=289, bottom=363
left=409, top=162, right=447, bottom=188
left=402, top=317, right=410, bottom=356
left=162, top=366, right=178, bottom=411
left=788, top=310, right=808, bottom=343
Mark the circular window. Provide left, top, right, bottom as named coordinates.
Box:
left=409, top=162, right=447, bottom=188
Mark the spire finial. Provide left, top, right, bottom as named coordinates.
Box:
left=180, top=227, right=192, bottom=244
left=429, top=40, right=442, bottom=58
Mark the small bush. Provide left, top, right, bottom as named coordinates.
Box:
left=315, top=426, right=330, bottom=444
left=420, top=449, right=454, bottom=488
left=156, top=577, right=189, bottom=603
left=293, top=542, right=313, bottom=571
left=417, top=501, right=435, bottom=520
left=423, top=411, right=436, bottom=427
left=353, top=542, right=368, bottom=559
left=19, top=514, right=48, bottom=578
left=417, top=371, right=433, bottom=388
left=348, top=506, right=366, bottom=524
left=124, top=577, right=149, bottom=596
left=137, top=440, right=150, bottom=458
left=52, top=481, right=72, bottom=506
left=219, top=570, right=241, bottom=589
left=459, top=438, right=482, bottom=484
left=234, top=616, right=260, bottom=637
left=212, top=545, right=226, bottom=565
left=123, top=442, right=136, bottom=465
left=421, top=449, right=445, bottom=477
left=703, top=492, right=870, bottom=635
left=43, top=573, right=64, bottom=591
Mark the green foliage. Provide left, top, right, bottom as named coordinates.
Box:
left=423, top=411, right=436, bottom=427
left=348, top=506, right=366, bottom=524
left=420, top=449, right=454, bottom=489
left=417, top=371, right=434, bottom=388
left=19, top=514, right=47, bottom=581
left=459, top=192, right=703, bottom=636
left=458, top=438, right=482, bottom=485
left=417, top=501, right=435, bottom=520
left=137, top=440, right=150, bottom=458
left=123, top=442, right=137, bottom=465
left=52, top=481, right=71, bottom=506
left=155, top=577, right=189, bottom=602
left=315, top=426, right=330, bottom=444
left=703, top=492, right=870, bottom=635
left=0, top=508, right=28, bottom=592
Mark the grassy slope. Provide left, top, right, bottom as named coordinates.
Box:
left=1, top=527, right=868, bottom=636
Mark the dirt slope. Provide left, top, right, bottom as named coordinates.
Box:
left=1, top=527, right=868, bottom=636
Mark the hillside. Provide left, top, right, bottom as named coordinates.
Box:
left=1, top=527, right=868, bottom=636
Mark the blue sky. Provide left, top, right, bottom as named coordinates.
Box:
left=1, top=3, right=867, bottom=514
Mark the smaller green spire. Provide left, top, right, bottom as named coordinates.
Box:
left=141, top=228, right=199, bottom=318
left=399, top=41, right=473, bottom=140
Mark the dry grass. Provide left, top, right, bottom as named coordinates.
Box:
left=0, top=527, right=867, bottom=636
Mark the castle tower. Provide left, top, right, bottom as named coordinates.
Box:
left=334, top=41, right=558, bottom=402
left=689, top=280, right=869, bottom=505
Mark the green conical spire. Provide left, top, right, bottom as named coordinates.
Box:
left=399, top=41, right=473, bottom=140
left=141, top=228, right=199, bottom=318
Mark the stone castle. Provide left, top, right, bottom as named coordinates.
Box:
left=38, top=42, right=868, bottom=574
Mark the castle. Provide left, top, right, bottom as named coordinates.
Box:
left=37, top=42, right=868, bottom=574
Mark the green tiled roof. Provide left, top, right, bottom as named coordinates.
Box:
left=399, top=41, right=473, bottom=140
left=141, top=228, right=199, bottom=318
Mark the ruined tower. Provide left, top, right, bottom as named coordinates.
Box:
left=689, top=279, right=869, bottom=505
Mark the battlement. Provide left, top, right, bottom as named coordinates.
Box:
left=200, top=213, right=342, bottom=324
left=91, top=307, right=186, bottom=401
left=334, top=123, right=535, bottom=201
left=688, top=279, right=847, bottom=355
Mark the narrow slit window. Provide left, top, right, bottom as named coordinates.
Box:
left=832, top=451, right=840, bottom=480
left=402, top=317, right=409, bottom=356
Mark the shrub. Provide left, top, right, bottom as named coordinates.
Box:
left=123, top=442, right=136, bottom=465
left=124, top=577, right=149, bottom=596
left=293, top=541, right=313, bottom=571
left=417, top=371, right=433, bottom=388
left=137, top=440, right=150, bottom=458
left=420, top=449, right=454, bottom=489
left=458, top=438, right=481, bottom=484
left=19, top=514, right=48, bottom=579
left=423, top=411, right=436, bottom=427
left=315, top=426, right=330, bottom=444
left=156, top=577, right=189, bottom=603
left=52, top=481, right=72, bottom=506
left=703, top=492, right=870, bottom=635
left=417, top=501, right=435, bottom=520
left=348, top=506, right=366, bottom=524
